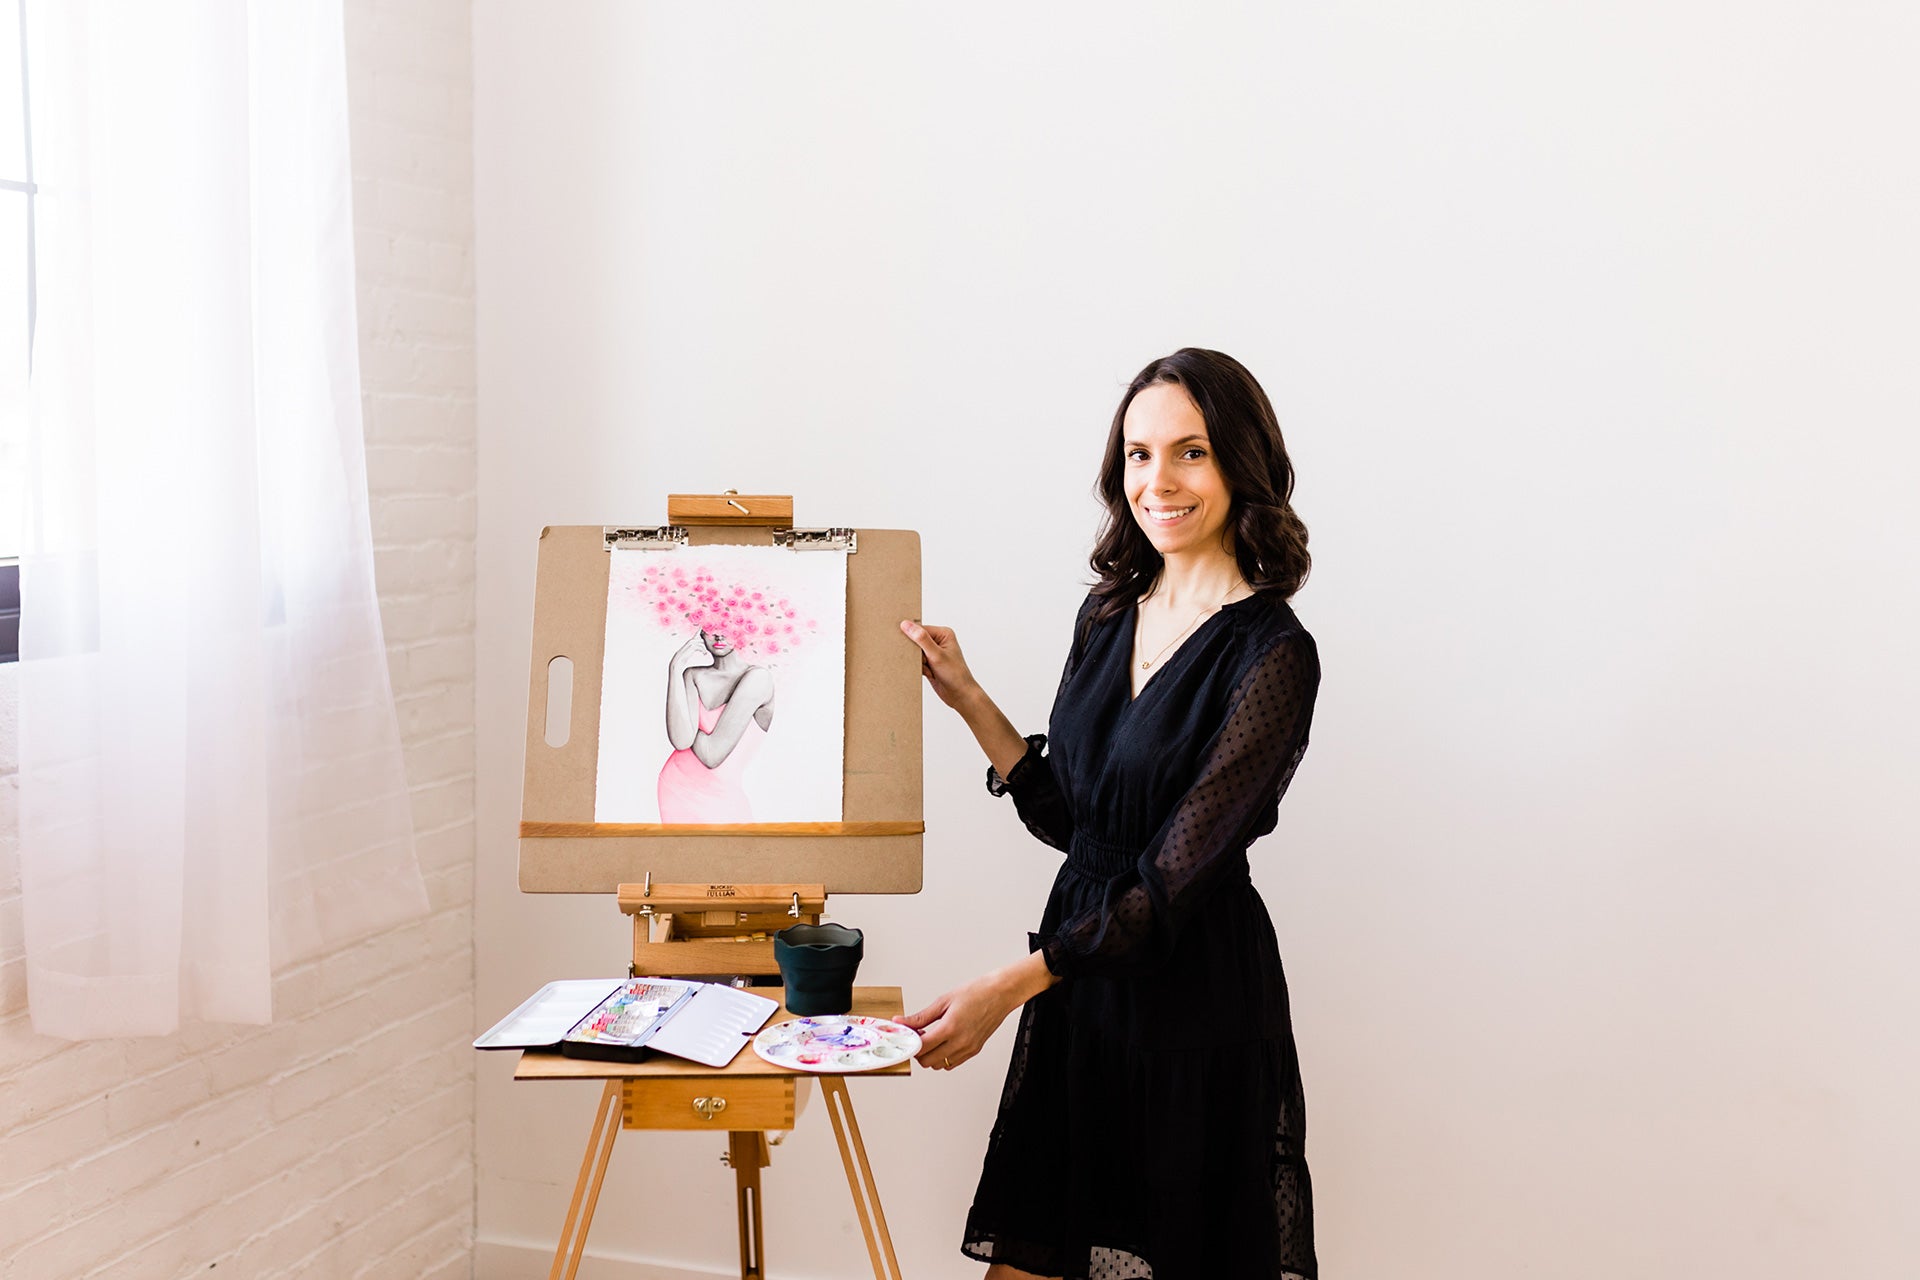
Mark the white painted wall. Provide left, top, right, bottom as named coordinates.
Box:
left=474, top=4, right=1919, bottom=1278
left=0, top=2, right=477, bottom=1275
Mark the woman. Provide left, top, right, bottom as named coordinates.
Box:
left=656, top=624, right=776, bottom=823
left=900, top=349, right=1321, bottom=1279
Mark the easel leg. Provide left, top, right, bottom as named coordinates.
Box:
left=550, top=1080, right=623, bottom=1280
left=821, top=1076, right=903, bottom=1280
left=728, top=1130, right=770, bottom=1279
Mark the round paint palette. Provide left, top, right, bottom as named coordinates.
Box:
left=752, top=1015, right=921, bottom=1073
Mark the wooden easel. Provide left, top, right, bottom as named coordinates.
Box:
left=524, top=881, right=905, bottom=1280
left=602, top=878, right=899, bottom=1280
left=526, top=986, right=907, bottom=1280
left=514, top=493, right=921, bottom=1279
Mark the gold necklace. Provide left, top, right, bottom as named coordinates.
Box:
left=1135, top=582, right=1247, bottom=670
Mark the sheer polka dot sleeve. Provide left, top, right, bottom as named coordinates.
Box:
left=1035, top=627, right=1320, bottom=979
left=983, top=595, right=1099, bottom=853
left=986, top=733, right=1074, bottom=851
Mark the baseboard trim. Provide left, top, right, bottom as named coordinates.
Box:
left=476, top=1237, right=733, bottom=1280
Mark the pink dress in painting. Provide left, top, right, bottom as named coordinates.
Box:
left=656, top=696, right=765, bottom=823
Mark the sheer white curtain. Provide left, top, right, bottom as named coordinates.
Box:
left=19, top=0, right=428, bottom=1038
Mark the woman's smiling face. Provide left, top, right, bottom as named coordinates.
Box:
left=1123, top=381, right=1233, bottom=558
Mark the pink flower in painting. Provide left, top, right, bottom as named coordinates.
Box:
left=629, top=560, right=821, bottom=661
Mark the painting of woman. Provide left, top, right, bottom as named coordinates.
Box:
left=656, top=622, right=777, bottom=823
left=596, top=547, right=843, bottom=825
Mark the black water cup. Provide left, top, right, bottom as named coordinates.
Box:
left=773, top=923, right=864, bottom=1016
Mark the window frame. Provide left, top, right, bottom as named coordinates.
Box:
left=0, top=560, right=16, bottom=662
left=3, top=0, right=33, bottom=663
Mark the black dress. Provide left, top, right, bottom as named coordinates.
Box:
left=963, top=589, right=1321, bottom=1280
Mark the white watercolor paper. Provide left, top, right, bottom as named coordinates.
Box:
left=595, top=545, right=847, bottom=823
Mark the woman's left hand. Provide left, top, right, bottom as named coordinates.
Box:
left=901, top=973, right=1015, bottom=1071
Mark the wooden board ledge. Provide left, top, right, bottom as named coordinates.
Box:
left=521, top=821, right=924, bottom=839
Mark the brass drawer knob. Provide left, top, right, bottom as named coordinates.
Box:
left=692, top=1095, right=728, bottom=1121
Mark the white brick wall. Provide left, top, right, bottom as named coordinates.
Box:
left=0, top=2, right=477, bottom=1276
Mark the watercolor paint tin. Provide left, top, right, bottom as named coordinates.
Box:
left=751, top=1015, right=921, bottom=1073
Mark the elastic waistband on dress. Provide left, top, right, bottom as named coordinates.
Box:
left=1066, top=830, right=1255, bottom=886
left=1066, top=831, right=1144, bottom=879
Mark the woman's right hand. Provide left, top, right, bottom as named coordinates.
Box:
left=899, top=620, right=978, bottom=711
left=671, top=633, right=712, bottom=670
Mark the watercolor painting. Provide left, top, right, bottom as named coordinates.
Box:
left=595, top=545, right=847, bottom=823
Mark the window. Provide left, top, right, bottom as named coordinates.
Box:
left=2, top=0, right=33, bottom=661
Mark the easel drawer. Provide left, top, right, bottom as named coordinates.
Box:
left=622, top=1078, right=796, bottom=1130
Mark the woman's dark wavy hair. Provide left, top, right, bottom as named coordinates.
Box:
left=1087, top=348, right=1310, bottom=628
